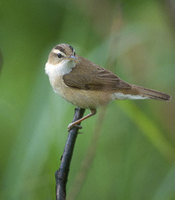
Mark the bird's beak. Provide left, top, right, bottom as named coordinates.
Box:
left=67, top=55, right=78, bottom=62
left=69, top=55, right=77, bottom=60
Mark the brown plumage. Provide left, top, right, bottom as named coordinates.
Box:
left=45, top=43, right=171, bottom=130
left=63, top=56, right=170, bottom=101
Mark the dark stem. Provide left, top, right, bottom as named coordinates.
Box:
left=55, top=107, right=85, bottom=200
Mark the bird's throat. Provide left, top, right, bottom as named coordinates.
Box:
left=45, top=60, right=76, bottom=77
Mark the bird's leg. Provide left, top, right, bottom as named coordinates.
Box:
left=68, top=109, right=96, bottom=131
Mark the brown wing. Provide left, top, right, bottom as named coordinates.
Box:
left=63, top=56, right=131, bottom=91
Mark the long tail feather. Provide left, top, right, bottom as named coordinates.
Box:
left=132, top=85, right=171, bottom=101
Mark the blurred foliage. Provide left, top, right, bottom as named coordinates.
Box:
left=0, top=0, right=175, bottom=199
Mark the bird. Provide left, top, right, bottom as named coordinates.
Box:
left=45, top=43, right=171, bottom=130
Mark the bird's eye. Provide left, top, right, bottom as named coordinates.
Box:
left=57, top=53, right=63, bottom=58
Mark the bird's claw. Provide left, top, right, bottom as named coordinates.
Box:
left=68, top=123, right=82, bottom=131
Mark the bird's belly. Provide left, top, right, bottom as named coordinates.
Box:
left=50, top=76, right=112, bottom=109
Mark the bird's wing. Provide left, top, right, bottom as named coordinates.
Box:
left=63, top=56, right=131, bottom=91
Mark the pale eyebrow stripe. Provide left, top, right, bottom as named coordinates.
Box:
left=55, top=46, right=66, bottom=54
left=53, top=49, right=66, bottom=56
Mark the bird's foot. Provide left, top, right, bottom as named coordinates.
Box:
left=68, top=123, right=82, bottom=131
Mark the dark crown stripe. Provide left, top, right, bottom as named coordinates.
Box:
left=55, top=46, right=66, bottom=54
left=69, top=45, right=74, bottom=52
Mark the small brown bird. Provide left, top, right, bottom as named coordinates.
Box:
left=45, top=43, right=171, bottom=130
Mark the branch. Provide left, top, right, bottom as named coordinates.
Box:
left=67, top=107, right=106, bottom=200
left=55, top=107, right=85, bottom=200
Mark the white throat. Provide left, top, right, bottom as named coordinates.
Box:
left=45, top=60, right=76, bottom=77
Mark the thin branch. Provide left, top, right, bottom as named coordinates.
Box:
left=55, top=107, right=85, bottom=200
left=68, top=107, right=106, bottom=200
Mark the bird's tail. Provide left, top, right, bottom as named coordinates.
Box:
left=131, top=85, right=171, bottom=101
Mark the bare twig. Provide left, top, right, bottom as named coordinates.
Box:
left=68, top=107, right=106, bottom=200
left=55, top=107, right=85, bottom=200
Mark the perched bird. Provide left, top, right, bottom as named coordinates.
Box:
left=45, top=43, right=171, bottom=130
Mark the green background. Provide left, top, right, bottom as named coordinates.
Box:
left=0, top=0, right=175, bottom=199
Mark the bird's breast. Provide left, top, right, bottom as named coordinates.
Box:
left=49, top=75, right=112, bottom=109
